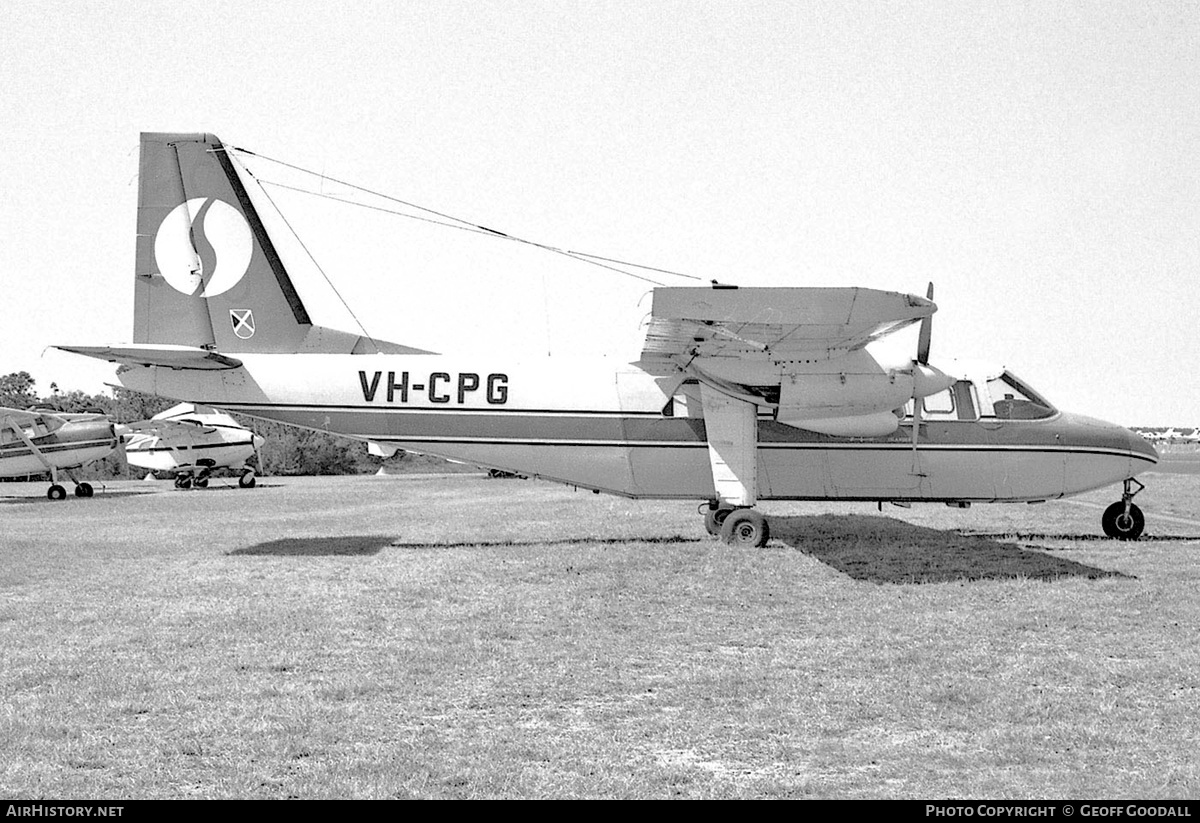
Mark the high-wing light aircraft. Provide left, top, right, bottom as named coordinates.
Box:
left=120, top=402, right=264, bottom=488
left=57, top=132, right=1158, bottom=543
left=0, top=407, right=119, bottom=499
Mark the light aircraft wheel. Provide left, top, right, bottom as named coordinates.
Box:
left=74, top=483, right=94, bottom=498
left=1102, top=501, right=1145, bottom=541
left=720, top=509, right=770, bottom=548
left=47, top=484, right=67, bottom=501
left=238, top=470, right=256, bottom=489
left=704, top=506, right=732, bottom=536
left=193, top=475, right=209, bottom=489
left=176, top=475, right=192, bottom=490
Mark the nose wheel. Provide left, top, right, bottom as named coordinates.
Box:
left=1102, top=478, right=1146, bottom=540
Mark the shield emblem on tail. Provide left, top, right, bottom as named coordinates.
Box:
left=230, top=309, right=255, bottom=339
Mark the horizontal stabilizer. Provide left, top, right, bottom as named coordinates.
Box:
left=54, top=344, right=243, bottom=371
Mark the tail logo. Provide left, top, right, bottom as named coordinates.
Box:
left=230, top=309, right=256, bottom=339
left=154, top=198, right=253, bottom=298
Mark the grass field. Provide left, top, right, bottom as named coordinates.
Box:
left=2, top=467, right=1199, bottom=799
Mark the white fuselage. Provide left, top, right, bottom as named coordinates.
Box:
left=117, top=353, right=1157, bottom=503
left=0, top=419, right=117, bottom=478
left=122, top=433, right=257, bottom=473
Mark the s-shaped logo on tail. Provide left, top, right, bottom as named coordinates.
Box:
left=154, top=198, right=253, bottom=297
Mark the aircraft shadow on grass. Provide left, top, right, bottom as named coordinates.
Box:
left=225, top=518, right=1148, bottom=582
left=388, top=535, right=704, bottom=550
left=232, top=535, right=703, bottom=555
left=0, top=490, right=150, bottom=504
left=770, top=515, right=1135, bottom=584
left=966, top=531, right=1200, bottom=543
left=229, top=535, right=397, bottom=556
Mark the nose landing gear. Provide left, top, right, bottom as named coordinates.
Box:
left=1102, top=478, right=1146, bottom=540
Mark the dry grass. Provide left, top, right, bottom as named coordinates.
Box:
left=1, top=469, right=1199, bottom=798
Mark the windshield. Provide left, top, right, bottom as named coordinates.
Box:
left=983, top=371, right=1056, bottom=420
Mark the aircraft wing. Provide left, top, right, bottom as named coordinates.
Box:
left=640, top=287, right=934, bottom=365
left=124, top=418, right=218, bottom=436
left=53, top=344, right=243, bottom=370
left=641, top=286, right=950, bottom=439
left=0, top=406, right=56, bottom=426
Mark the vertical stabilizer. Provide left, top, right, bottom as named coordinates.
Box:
left=133, top=132, right=430, bottom=355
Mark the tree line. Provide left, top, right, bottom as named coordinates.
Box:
left=1, top=371, right=461, bottom=479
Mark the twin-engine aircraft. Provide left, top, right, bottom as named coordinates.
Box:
left=120, top=403, right=263, bottom=488
left=0, top=407, right=119, bottom=499
left=58, top=132, right=1158, bottom=543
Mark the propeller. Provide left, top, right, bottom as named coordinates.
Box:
left=911, top=283, right=935, bottom=471
left=112, top=423, right=131, bottom=477
left=251, top=432, right=266, bottom=478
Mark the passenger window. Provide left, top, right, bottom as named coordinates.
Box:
left=923, top=388, right=954, bottom=416
left=901, top=380, right=979, bottom=421
left=953, top=381, right=978, bottom=421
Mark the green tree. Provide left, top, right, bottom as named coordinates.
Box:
left=0, top=371, right=37, bottom=409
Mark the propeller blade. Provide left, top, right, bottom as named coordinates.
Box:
left=113, top=424, right=130, bottom=475
left=252, top=432, right=266, bottom=477
left=916, top=282, right=933, bottom=365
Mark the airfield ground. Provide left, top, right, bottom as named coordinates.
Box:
left=2, top=459, right=1199, bottom=799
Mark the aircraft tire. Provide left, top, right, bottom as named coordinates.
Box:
left=74, top=483, right=94, bottom=498
left=704, top=507, right=732, bottom=536
left=1102, top=501, right=1145, bottom=541
left=193, top=476, right=209, bottom=488
left=720, top=509, right=770, bottom=548
left=177, top=476, right=192, bottom=490
left=239, top=470, right=256, bottom=489
left=47, top=484, right=67, bottom=501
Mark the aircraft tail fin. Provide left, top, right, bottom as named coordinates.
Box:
left=133, top=132, right=430, bottom=355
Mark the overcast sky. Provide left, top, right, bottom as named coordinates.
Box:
left=2, top=1, right=1196, bottom=425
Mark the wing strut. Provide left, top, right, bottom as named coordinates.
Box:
left=699, top=384, right=758, bottom=508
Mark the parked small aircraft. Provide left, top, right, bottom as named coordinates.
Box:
left=121, top=403, right=263, bottom=488
left=58, top=132, right=1159, bottom=542
left=0, top=407, right=118, bottom=499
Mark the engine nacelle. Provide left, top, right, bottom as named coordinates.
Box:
left=782, top=410, right=901, bottom=437
left=777, top=365, right=912, bottom=423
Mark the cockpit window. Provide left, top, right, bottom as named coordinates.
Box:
left=984, top=372, right=1056, bottom=420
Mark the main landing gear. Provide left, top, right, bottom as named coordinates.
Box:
left=173, top=467, right=256, bottom=489
left=174, top=468, right=209, bottom=489
left=702, top=502, right=771, bottom=547
left=45, top=469, right=93, bottom=501
left=1102, top=478, right=1146, bottom=541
